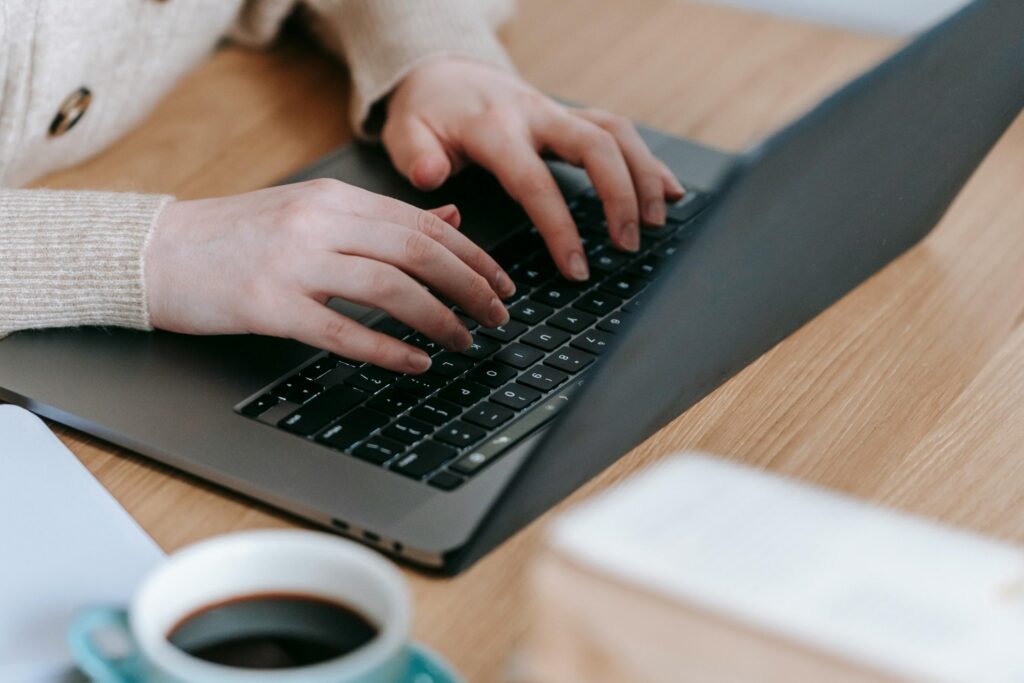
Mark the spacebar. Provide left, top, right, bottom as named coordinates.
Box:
left=451, top=378, right=585, bottom=476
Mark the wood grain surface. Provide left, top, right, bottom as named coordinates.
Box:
left=27, top=1, right=1024, bottom=680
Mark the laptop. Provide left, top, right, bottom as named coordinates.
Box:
left=1, top=0, right=1021, bottom=573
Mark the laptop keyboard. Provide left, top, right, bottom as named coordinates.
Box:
left=236, top=187, right=709, bottom=491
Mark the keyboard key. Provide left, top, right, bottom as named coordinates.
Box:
left=300, top=357, right=339, bottom=380
left=597, top=312, right=627, bottom=334
left=627, top=254, right=661, bottom=278
left=492, top=231, right=544, bottom=269
left=517, top=364, right=568, bottom=392
left=454, top=311, right=479, bottom=331
left=545, top=346, right=596, bottom=374
left=353, top=437, right=406, bottom=465
left=366, top=388, right=418, bottom=417
left=463, top=402, right=515, bottom=429
left=393, top=441, right=457, bottom=479
left=520, top=325, right=570, bottom=352
left=372, top=317, right=413, bottom=339
left=427, top=470, right=466, bottom=491
left=571, top=330, right=613, bottom=355
left=273, top=376, right=321, bottom=402
left=666, top=191, right=708, bottom=224
left=479, top=320, right=527, bottom=343
left=547, top=308, right=596, bottom=334
left=278, top=385, right=367, bottom=437
left=406, top=333, right=444, bottom=356
left=438, top=379, right=491, bottom=407
left=599, top=273, right=648, bottom=298
left=461, top=334, right=501, bottom=360
left=318, top=363, right=356, bottom=388
left=492, top=383, right=541, bottom=410
left=346, top=367, right=398, bottom=394
left=623, top=295, right=645, bottom=313
left=435, top=421, right=487, bottom=449
left=241, top=393, right=280, bottom=418
left=318, top=407, right=389, bottom=450
left=431, top=352, right=474, bottom=378
left=533, top=283, right=580, bottom=308
left=493, top=343, right=544, bottom=370
left=653, top=239, right=682, bottom=259
left=574, top=291, right=623, bottom=316
left=466, top=361, right=518, bottom=388
left=588, top=248, right=630, bottom=273
left=509, top=299, right=554, bottom=325
left=411, top=398, right=462, bottom=425
left=396, top=372, right=445, bottom=397
left=382, top=416, right=435, bottom=444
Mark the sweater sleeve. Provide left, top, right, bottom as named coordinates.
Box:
left=0, top=189, right=171, bottom=337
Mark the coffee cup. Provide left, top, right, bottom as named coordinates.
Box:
left=67, top=529, right=460, bottom=683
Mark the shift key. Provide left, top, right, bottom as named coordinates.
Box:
left=278, top=385, right=367, bottom=437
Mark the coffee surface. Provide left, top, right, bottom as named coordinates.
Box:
left=168, top=593, right=378, bottom=669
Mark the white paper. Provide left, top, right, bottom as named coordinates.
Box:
left=0, top=405, right=165, bottom=683
left=550, top=453, right=1024, bottom=683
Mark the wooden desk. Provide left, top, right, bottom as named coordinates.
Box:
left=35, top=1, right=1024, bottom=680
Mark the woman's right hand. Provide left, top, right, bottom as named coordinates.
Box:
left=144, top=179, right=515, bottom=374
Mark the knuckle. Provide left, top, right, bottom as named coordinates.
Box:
left=604, top=113, right=633, bottom=136
left=414, top=210, right=445, bottom=241
left=511, top=168, right=550, bottom=196
left=302, top=177, right=344, bottom=197
left=402, top=231, right=435, bottom=266
left=369, top=333, right=396, bottom=364
left=322, top=315, right=351, bottom=342
left=366, top=263, right=401, bottom=300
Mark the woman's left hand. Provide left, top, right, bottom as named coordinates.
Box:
left=382, top=58, right=685, bottom=283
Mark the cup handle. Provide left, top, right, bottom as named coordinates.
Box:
left=402, top=643, right=462, bottom=683
left=67, top=607, right=142, bottom=683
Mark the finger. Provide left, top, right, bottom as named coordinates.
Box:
left=307, top=254, right=474, bottom=353
left=462, top=122, right=590, bottom=281
left=428, top=204, right=461, bottom=229
left=314, top=216, right=509, bottom=329
left=538, top=112, right=641, bottom=252
left=340, top=191, right=516, bottom=298
left=659, top=161, right=687, bottom=201
left=576, top=108, right=675, bottom=229
left=382, top=115, right=453, bottom=191
left=285, top=298, right=432, bottom=374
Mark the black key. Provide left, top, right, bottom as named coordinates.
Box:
left=517, top=364, right=568, bottom=392
left=627, top=254, right=661, bottom=278
left=435, top=421, right=487, bottom=449
left=532, top=283, right=580, bottom=308
left=666, top=191, right=707, bottom=224
left=479, top=320, right=527, bottom=343
left=366, top=388, right=418, bottom=417
left=623, top=295, right=645, bottom=313
left=588, top=248, right=630, bottom=273
left=509, top=299, right=553, bottom=325
left=492, top=383, right=541, bottom=410
left=372, top=317, right=413, bottom=339
left=454, top=311, right=479, bottom=331
left=273, top=376, right=321, bottom=402
left=352, top=437, right=406, bottom=465
left=411, top=398, right=462, bottom=426
left=438, top=378, right=491, bottom=407
left=545, top=346, right=596, bottom=374
left=520, top=325, right=570, bottom=352
left=393, top=440, right=457, bottom=478
left=492, top=230, right=544, bottom=269
left=406, top=333, right=443, bottom=356
left=493, top=343, right=544, bottom=370
left=278, top=385, right=367, bottom=437
left=328, top=353, right=360, bottom=366
left=547, top=308, right=596, bottom=334
left=431, top=352, right=474, bottom=378
left=571, top=330, right=613, bottom=355
left=461, top=334, right=500, bottom=361
left=427, top=470, right=466, bottom=491
left=466, top=360, right=517, bottom=388
left=509, top=265, right=549, bottom=288
left=241, top=393, right=280, bottom=418
left=346, top=367, right=398, bottom=394
left=396, top=372, right=445, bottom=397
left=300, top=357, right=339, bottom=380
left=318, top=363, right=356, bottom=388
left=318, top=407, right=389, bottom=450
left=574, top=291, right=622, bottom=316
left=597, top=312, right=628, bottom=334
left=653, top=239, right=682, bottom=259
left=382, top=416, right=435, bottom=444
left=599, top=273, right=648, bottom=298
left=463, top=402, right=515, bottom=429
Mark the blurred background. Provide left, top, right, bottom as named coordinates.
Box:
left=699, top=0, right=969, bottom=34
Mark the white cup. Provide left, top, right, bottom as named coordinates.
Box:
left=68, top=530, right=460, bottom=683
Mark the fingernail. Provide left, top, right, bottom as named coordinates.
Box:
left=494, top=269, right=517, bottom=299
left=408, top=352, right=432, bottom=373
left=669, top=177, right=686, bottom=198
left=568, top=251, right=590, bottom=281
left=489, top=298, right=510, bottom=327
left=644, top=200, right=666, bottom=226
left=621, top=221, right=640, bottom=252
left=451, top=326, right=473, bottom=351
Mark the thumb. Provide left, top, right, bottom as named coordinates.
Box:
left=383, top=116, right=453, bottom=191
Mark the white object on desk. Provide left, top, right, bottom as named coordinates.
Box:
left=542, top=452, right=1024, bottom=683
left=0, top=405, right=165, bottom=683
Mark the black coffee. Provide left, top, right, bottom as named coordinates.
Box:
left=167, top=593, right=378, bottom=670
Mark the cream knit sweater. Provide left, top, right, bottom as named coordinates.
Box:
left=0, top=0, right=513, bottom=336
